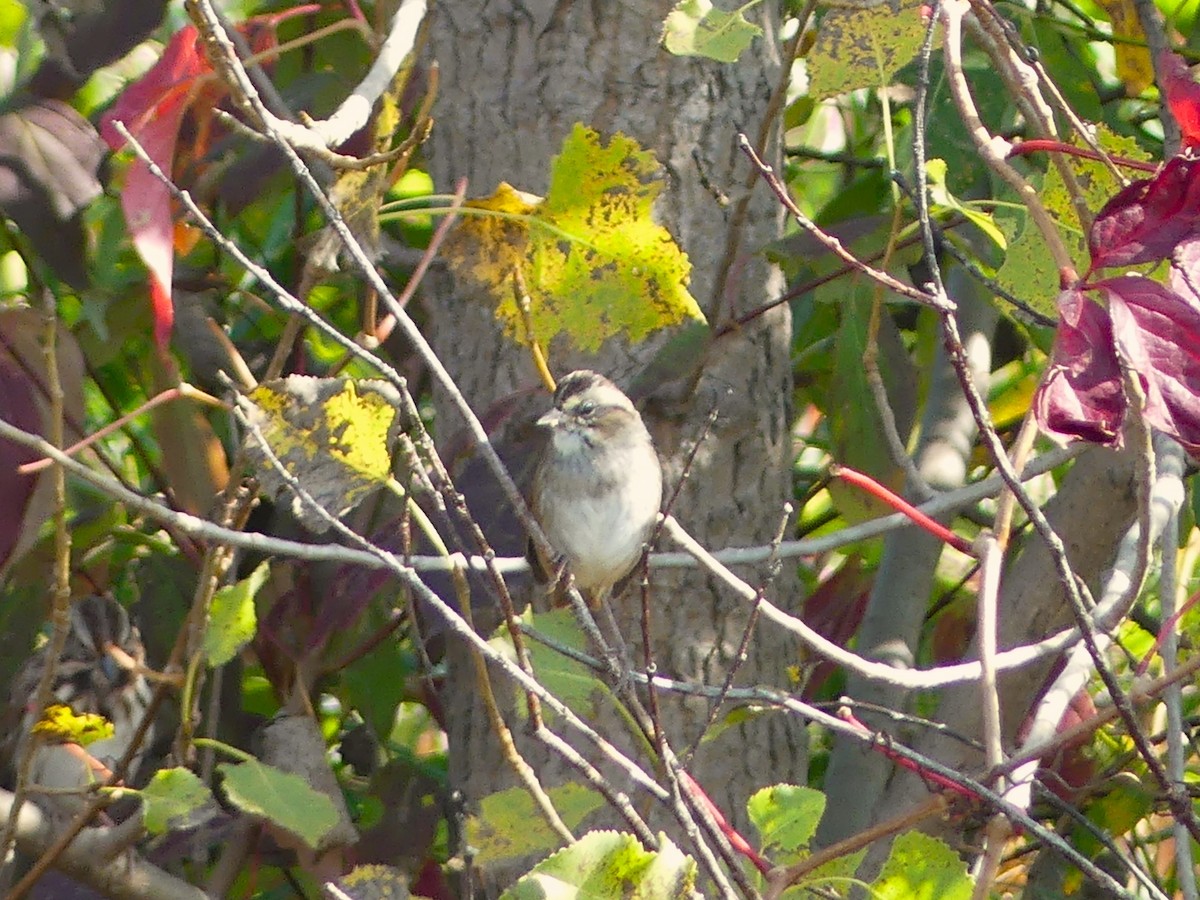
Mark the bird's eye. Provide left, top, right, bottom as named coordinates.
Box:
left=575, top=400, right=597, bottom=417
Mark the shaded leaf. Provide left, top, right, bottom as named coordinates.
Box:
left=500, top=831, right=696, bottom=899
left=239, top=376, right=402, bottom=532
left=492, top=609, right=610, bottom=721
left=140, top=767, right=219, bottom=835
left=1033, top=287, right=1124, bottom=447
left=807, top=0, right=926, bottom=100
left=0, top=308, right=85, bottom=577
left=0, top=99, right=104, bottom=287
left=98, top=11, right=307, bottom=349
left=871, top=831, right=973, bottom=899
left=204, top=560, right=269, bottom=666
left=926, top=158, right=1004, bottom=249
left=218, top=757, right=340, bottom=850
left=660, top=0, right=762, bottom=63
left=468, top=783, right=605, bottom=865
left=329, top=864, right=411, bottom=900
left=1103, top=274, right=1200, bottom=451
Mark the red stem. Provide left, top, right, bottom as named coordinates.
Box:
left=830, top=464, right=975, bottom=555
left=680, top=771, right=772, bottom=877
left=1008, top=139, right=1159, bottom=173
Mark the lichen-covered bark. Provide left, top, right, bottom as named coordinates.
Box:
left=422, top=0, right=803, bottom=887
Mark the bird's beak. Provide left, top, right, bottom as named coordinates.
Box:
left=537, top=408, right=563, bottom=428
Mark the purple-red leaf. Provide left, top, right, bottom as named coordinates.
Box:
left=1033, top=287, right=1125, bottom=447
left=1100, top=275, right=1200, bottom=452
left=1088, top=156, right=1200, bottom=271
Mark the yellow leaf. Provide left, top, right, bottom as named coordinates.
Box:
left=32, top=704, right=115, bottom=746
left=240, top=377, right=401, bottom=532
left=444, top=125, right=704, bottom=353
left=1101, top=0, right=1154, bottom=95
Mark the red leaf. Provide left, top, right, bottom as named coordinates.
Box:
left=1100, top=274, right=1200, bottom=452
left=96, top=9, right=313, bottom=351
left=1088, top=156, right=1200, bottom=271
left=1034, top=288, right=1125, bottom=447
left=99, top=26, right=208, bottom=350
left=1158, top=50, right=1200, bottom=150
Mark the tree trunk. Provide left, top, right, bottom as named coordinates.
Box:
left=422, top=0, right=803, bottom=888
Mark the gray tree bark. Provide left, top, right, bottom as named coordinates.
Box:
left=422, top=0, right=804, bottom=889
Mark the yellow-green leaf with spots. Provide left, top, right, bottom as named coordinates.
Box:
left=807, top=0, right=927, bottom=100
left=444, top=124, right=703, bottom=353
left=239, top=376, right=401, bottom=532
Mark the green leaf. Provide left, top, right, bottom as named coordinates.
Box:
left=926, top=159, right=1005, bottom=250
left=444, top=124, right=704, bottom=353
left=492, top=609, right=610, bottom=721
left=661, top=0, right=763, bottom=63
left=747, top=783, right=826, bottom=854
left=239, top=376, right=402, bottom=533
left=871, top=831, right=974, bottom=900
left=468, top=783, right=605, bottom=865
left=500, top=831, right=696, bottom=899
left=218, top=758, right=340, bottom=850
left=140, top=767, right=218, bottom=835
left=807, top=0, right=926, bottom=100
left=205, top=560, right=269, bottom=667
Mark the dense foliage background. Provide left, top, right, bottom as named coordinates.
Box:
left=0, top=0, right=1199, bottom=897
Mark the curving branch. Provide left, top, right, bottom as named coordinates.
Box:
left=0, top=791, right=205, bottom=900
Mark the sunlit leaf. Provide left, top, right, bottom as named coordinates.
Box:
left=500, top=831, right=696, bottom=899
left=747, top=783, right=826, bottom=855
left=807, top=0, right=925, bottom=100
left=444, top=124, right=703, bottom=353
left=660, top=0, right=762, bottom=63
left=239, top=376, right=402, bottom=532
left=32, top=704, right=113, bottom=746
left=871, top=831, right=973, bottom=899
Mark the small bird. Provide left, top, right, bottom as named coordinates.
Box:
left=529, top=370, right=663, bottom=605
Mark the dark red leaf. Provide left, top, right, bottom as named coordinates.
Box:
left=0, top=100, right=104, bottom=288
left=1100, top=275, right=1200, bottom=452
left=1033, top=288, right=1125, bottom=447
left=1158, top=51, right=1200, bottom=150
left=1088, top=156, right=1200, bottom=271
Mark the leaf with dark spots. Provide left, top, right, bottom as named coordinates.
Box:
left=1101, top=275, right=1200, bottom=451
left=1088, top=156, right=1200, bottom=270
left=0, top=99, right=104, bottom=288
left=1033, top=287, right=1125, bottom=447
left=1158, top=50, right=1200, bottom=150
